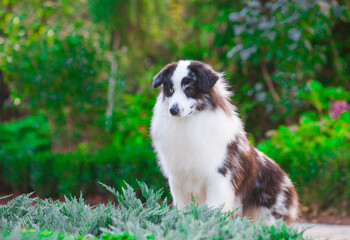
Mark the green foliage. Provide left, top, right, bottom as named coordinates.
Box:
left=111, top=93, right=163, bottom=190
left=0, top=0, right=350, bottom=219
left=0, top=114, right=51, bottom=192
left=0, top=109, right=164, bottom=197
left=258, top=81, right=350, bottom=213
left=0, top=182, right=305, bottom=240
left=0, top=142, right=163, bottom=197
left=0, top=0, right=108, bottom=145
left=226, top=0, right=349, bottom=136
left=297, top=80, right=350, bottom=116
left=6, top=33, right=108, bottom=143
left=229, top=0, right=344, bottom=67
left=7, top=34, right=106, bottom=111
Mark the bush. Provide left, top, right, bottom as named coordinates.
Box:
left=0, top=182, right=305, bottom=240
left=226, top=0, right=349, bottom=138
left=0, top=90, right=166, bottom=197
left=50, top=145, right=163, bottom=197
left=111, top=93, right=164, bottom=192
left=1, top=143, right=164, bottom=198
left=258, top=80, right=350, bottom=213
left=0, top=114, right=51, bottom=192
left=0, top=108, right=165, bottom=198
left=10, top=34, right=108, bottom=145
left=258, top=112, right=350, bottom=213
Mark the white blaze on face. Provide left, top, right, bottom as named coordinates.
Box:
left=169, top=60, right=197, bottom=117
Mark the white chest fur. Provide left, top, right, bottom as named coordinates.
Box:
left=151, top=96, right=243, bottom=197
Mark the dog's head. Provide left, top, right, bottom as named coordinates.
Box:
left=153, top=60, right=220, bottom=117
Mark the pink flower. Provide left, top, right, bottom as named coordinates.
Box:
left=329, top=100, right=350, bottom=119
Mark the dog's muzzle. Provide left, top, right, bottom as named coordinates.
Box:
left=169, top=104, right=180, bottom=116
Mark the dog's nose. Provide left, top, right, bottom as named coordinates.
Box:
left=169, top=104, right=180, bottom=116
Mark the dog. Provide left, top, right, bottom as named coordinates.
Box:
left=150, top=60, right=299, bottom=225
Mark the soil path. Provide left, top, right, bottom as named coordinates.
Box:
left=293, top=223, right=350, bottom=240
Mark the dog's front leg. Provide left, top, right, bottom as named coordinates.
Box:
left=205, top=172, right=235, bottom=212
left=169, top=178, right=191, bottom=209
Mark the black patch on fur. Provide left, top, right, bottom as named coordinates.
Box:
left=196, top=102, right=206, bottom=111
left=153, top=62, right=177, bottom=88
left=163, top=78, right=174, bottom=98
left=179, top=75, right=217, bottom=111
left=181, top=77, right=203, bottom=99
left=217, top=165, right=227, bottom=176
left=181, top=77, right=193, bottom=86
left=187, top=61, right=219, bottom=92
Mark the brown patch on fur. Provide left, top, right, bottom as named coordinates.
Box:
left=235, top=147, right=258, bottom=196
left=208, top=87, right=231, bottom=115
left=195, top=87, right=232, bottom=115
left=251, top=156, right=284, bottom=207
left=217, top=135, right=298, bottom=223
left=218, top=135, right=258, bottom=194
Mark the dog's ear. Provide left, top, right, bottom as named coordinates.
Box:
left=188, top=61, right=219, bottom=92
left=153, top=62, right=178, bottom=88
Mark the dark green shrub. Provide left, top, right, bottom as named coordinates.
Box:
left=0, top=85, right=166, bottom=196
left=111, top=92, right=166, bottom=191
left=0, top=114, right=51, bottom=192
left=30, top=152, right=56, bottom=197
left=258, top=81, right=350, bottom=213
left=258, top=112, right=350, bottom=213
left=30, top=143, right=162, bottom=197
left=226, top=0, right=349, bottom=137
left=51, top=145, right=120, bottom=196
left=4, top=32, right=108, bottom=145
left=52, top=152, right=93, bottom=196
left=0, top=92, right=165, bottom=198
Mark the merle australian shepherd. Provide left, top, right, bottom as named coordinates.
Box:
left=150, top=60, right=299, bottom=225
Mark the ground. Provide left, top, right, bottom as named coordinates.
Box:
left=293, top=223, right=350, bottom=240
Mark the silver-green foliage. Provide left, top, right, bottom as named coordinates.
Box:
left=0, top=182, right=305, bottom=240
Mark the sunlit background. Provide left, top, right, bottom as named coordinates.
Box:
left=0, top=0, right=349, bottom=222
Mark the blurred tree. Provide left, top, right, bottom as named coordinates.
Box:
left=0, top=0, right=108, bottom=148
left=0, top=70, right=10, bottom=120
left=87, top=0, right=170, bottom=131
left=225, top=0, right=349, bottom=139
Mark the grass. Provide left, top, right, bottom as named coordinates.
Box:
left=0, top=181, right=306, bottom=239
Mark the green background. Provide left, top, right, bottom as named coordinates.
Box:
left=0, top=0, right=350, bottom=216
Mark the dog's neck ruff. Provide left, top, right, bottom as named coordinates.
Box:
left=151, top=76, right=245, bottom=176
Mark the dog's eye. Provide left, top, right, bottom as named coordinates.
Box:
left=185, top=86, right=195, bottom=95
left=169, top=88, right=174, bottom=93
